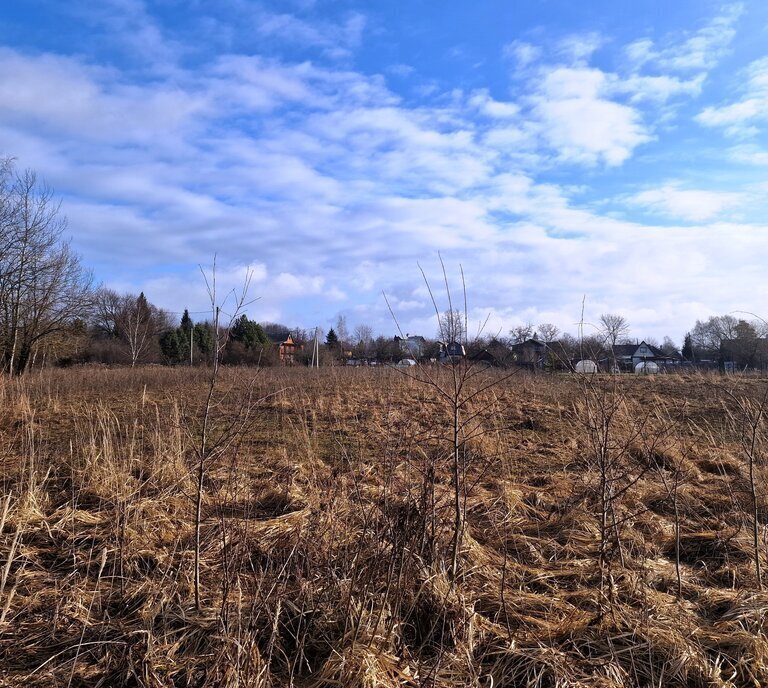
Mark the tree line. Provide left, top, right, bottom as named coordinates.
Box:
left=2, top=160, right=766, bottom=374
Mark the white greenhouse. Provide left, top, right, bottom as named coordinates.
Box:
left=574, top=360, right=598, bottom=373
left=634, top=361, right=660, bottom=374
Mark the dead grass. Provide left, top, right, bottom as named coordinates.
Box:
left=0, top=366, right=766, bottom=687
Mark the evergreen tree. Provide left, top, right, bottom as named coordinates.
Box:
left=682, top=333, right=693, bottom=361
left=159, top=329, right=187, bottom=364
left=194, top=323, right=215, bottom=356
left=230, top=315, right=268, bottom=349
left=180, top=309, right=194, bottom=333
left=325, top=327, right=339, bottom=347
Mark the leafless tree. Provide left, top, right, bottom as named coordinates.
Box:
left=335, top=314, right=349, bottom=348
left=723, top=386, right=768, bottom=590
left=92, top=287, right=123, bottom=338
left=115, top=292, right=171, bottom=367
left=386, top=259, right=517, bottom=587
left=438, top=308, right=466, bottom=344
left=352, top=323, right=374, bottom=357
left=509, top=322, right=534, bottom=344
left=660, top=336, right=680, bottom=358
left=93, top=287, right=171, bottom=366
left=184, top=258, right=269, bottom=610
left=0, top=163, right=93, bottom=375
left=537, top=322, right=560, bottom=344
left=599, top=313, right=630, bottom=348
left=690, top=314, right=739, bottom=357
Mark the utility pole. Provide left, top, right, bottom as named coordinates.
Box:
left=310, top=327, right=320, bottom=368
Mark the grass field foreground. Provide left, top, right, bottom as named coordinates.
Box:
left=1, top=365, right=767, bottom=687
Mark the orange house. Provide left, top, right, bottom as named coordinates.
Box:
left=277, top=334, right=303, bottom=365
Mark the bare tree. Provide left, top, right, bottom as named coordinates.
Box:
left=509, top=322, right=534, bottom=344
left=184, top=259, right=268, bottom=610
left=115, top=292, right=171, bottom=367
left=386, top=259, right=517, bottom=586
left=599, top=313, right=630, bottom=348
left=690, top=314, right=739, bottom=359
left=92, top=287, right=123, bottom=338
left=723, top=386, right=768, bottom=590
left=660, top=336, right=679, bottom=358
left=537, top=322, right=560, bottom=344
left=352, top=323, right=374, bottom=357
left=438, top=308, right=466, bottom=344
left=93, top=288, right=171, bottom=366
left=0, top=164, right=93, bottom=374
left=335, top=314, right=349, bottom=349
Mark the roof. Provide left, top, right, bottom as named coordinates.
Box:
left=612, top=344, right=637, bottom=357
left=267, top=331, right=296, bottom=345
left=612, top=341, right=675, bottom=359
left=510, top=338, right=547, bottom=351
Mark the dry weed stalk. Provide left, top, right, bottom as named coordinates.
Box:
left=385, top=258, right=517, bottom=585
left=721, top=381, right=768, bottom=590
left=187, top=258, right=260, bottom=611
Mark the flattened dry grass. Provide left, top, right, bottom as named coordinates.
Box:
left=0, top=366, right=767, bottom=687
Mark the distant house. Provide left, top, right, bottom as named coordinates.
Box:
left=268, top=332, right=304, bottom=366
left=440, top=341, right=466, bottom=361
left=468, top=339, right=514, bottom=368
left=470, top=348, right=504, bottom=367
left=510, top=338, right=547, bottom=367
left=610, top=341, right=678, bottom=372
left=394, top=334, right=427, bottom=360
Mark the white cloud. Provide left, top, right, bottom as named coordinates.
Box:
left=532, top=67, right=651, bottom=166
left=728, top=144, right=768, bottom=165
left=557, top=33, right=603, bottom=64
left=71, top=0, right=182, bottom=69
left=616, top=73, right=705, bottom=103
left=0, top=49, right=209, bottom=143
left=503, top=41, right=542, bottom=69
left=696, top=57, right=768, bottom=135
left=468, top=90, right=520, bottom=118
left=627, top=184, right=745, bottom=222
left=253, top=9, right=366, bottom=58
left=625, top=4, right=743, bottom=72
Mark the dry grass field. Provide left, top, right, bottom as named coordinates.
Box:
left=1, top=365, right=767, bottom=687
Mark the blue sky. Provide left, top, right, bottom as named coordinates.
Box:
left=1, top=1, right=767, bottom=343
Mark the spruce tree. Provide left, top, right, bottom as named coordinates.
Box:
left=682, top=333, right=693, bottom=361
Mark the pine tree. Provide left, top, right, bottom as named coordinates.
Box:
left=180, top=309, right=193, bottom=333
left=682, top=333, right=693, bottom=361
left=194, top=323, right=215, bottom=357
left=159, top=329, right=187, bottom=364
left=325, top=327, right=338, bottom=347
left=231, top=315, right=268, bottom=349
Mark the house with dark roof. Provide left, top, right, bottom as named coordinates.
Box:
left=439, top=341, right=466, bottom=361
left=394, top=334, right=427, bottom=360
left=610, top=341, right=678, bottom=372
left=510, top=338, right=547, bottom=367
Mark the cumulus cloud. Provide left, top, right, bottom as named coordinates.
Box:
left=251, top=8, right=366, bottom=59
left=503, top=41, right=542, bottom=69
left=616, top=73, right=705, bottom=103
left=696, top=57, right=768, bottom=136
left=728, top=144, right=768, bottom=165
left=531, top=67, right=651, bottom=166
left=624, top=3, right=743, bottom=72
left=626, top=184, right=745, bottom=222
